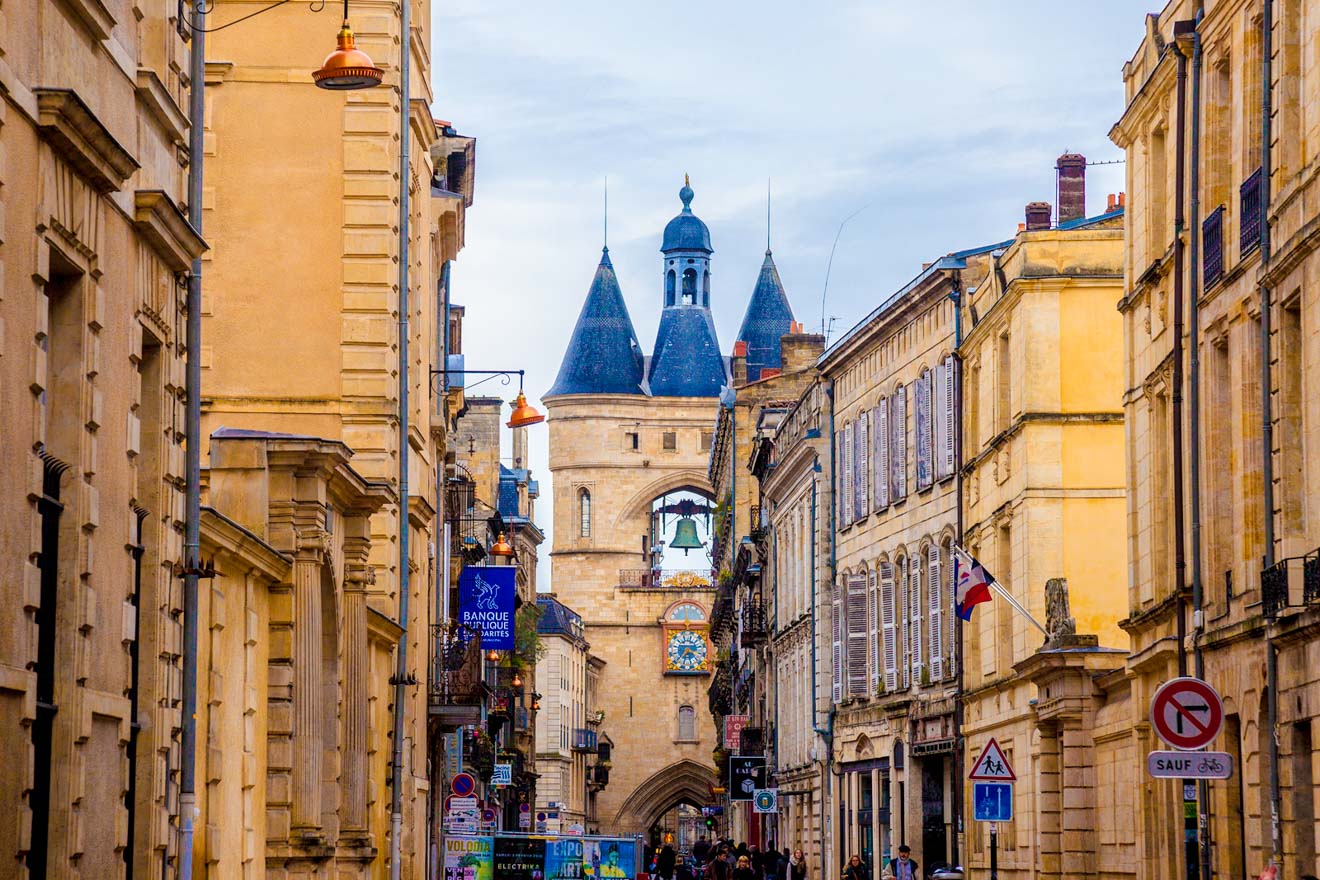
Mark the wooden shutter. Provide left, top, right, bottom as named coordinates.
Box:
left=857, top=410, right=869, bottom=520
left=868, top=568, right=879, bottom=692
left=875, top=403, right=889, bottom=510
left=892, top=386, right=908, bottom=502
left=842, top=422, right=854, bottom=527
left=899, top=560, right=910, bottom=689
left=880, top=562, right=896, bottom=692
left=916, top=370, right=932, bottom=490
left=909, top=553, right=922, bottom=684
left=932, top=364, right=947, bottom=480
left=928, top=545, right=943, bottom=680
left=847, top=574, right=869, bottom=697
left=835, top=430, right=845, bottom=526
left=830, top=580, right=842, bottom=703
left=944, top=355, right=957, bottom=478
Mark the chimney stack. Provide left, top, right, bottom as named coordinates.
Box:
left=1057, top=152, right=1086, bottom=223
left=1025, top=201, right=1052, bottom=231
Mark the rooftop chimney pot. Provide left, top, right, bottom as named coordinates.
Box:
left=1025, top=201, right=1052, bottom=231
left=1057, top=152, right=1087, bottom=223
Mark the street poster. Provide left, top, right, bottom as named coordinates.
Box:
left=481, top=834, right=637, bottom=879
left=583, top=838, right=635, bottom=878
left=723, top=715, right=749, bottom=750
left=728, top=756, right=767, bottom=801
left=443, top=835, right=493, bottom=880
left=493, top=836, right=546, bottom=879
left=458, top=566, right=516, bottom=650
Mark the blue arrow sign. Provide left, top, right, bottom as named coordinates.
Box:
left=973, top=782, right=1013, bottom=822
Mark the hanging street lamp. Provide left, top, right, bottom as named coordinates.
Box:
left=313, top=0, right=384, bottom=89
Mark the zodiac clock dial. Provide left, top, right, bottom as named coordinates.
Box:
left=666, top=629, right=708, bottom=672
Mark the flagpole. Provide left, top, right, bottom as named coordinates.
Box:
left=952, top=545, right=1051, bottom=640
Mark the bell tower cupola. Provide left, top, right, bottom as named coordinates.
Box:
left=661, top=175, right=713, bottom=308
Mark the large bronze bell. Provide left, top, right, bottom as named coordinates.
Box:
left=669, top=515, right=703, bottom=554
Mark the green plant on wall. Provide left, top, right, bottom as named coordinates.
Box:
left=511, top=603, right=545, bottom=671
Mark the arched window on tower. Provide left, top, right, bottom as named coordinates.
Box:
left=702, top=269, right=710, bottom=306
left=681, top=268, right=697, bottom=304
left=677, top=705, right=696, bottom=741
left=666, top=269, right=676, bottom=307
left=579, top=489, right=591, bottom=538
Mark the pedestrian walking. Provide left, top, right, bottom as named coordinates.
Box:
left=658, top=843, right=677, bottom=880
left=842, top=854, right=870, bottom=880
left=787, top=848, right=808, bottom=880
left=880, top=845, right=917, bottom=880
left=733, top=855, right=757, bottom=880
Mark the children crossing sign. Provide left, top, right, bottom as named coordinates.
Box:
left=968, top=738, right=1017, bottom=781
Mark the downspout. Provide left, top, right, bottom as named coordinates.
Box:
left=389, top=1, right=414, bottom=875
left=1172, top=38, right=1189, bottom=683
left=179, top=4, right=207, bottom=875
left=950, top=273, right=965, bottom=870
left=1259, top=0, right=1283, bottom=868
left=1186, top=14, right=1213, bottom=880
left=823, top=380, right=839, bottom=871
left=125, top=508, right=148, bottom=880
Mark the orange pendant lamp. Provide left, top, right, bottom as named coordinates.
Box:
left=314, top=0, right=384, bottom=90
left=490, top=532, right=514, bottom=558
left=506, top=391, right=545, bottom=428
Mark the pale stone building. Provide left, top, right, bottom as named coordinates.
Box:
left=818, top=240, right=986, bottom=877
left=0, top=0, right=203, bottom=874
left=959, top=194, right=1130, bottom=880
left=753, top=381, right=831, bottom=878
left=1111, top=3, right=1320, bottom=877
left=534, top=594, right=600, bottom=834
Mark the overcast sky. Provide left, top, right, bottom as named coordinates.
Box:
left=430, top=1, right=1158, bottom=591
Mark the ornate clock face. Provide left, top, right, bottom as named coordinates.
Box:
left=666, top=629, right=708, bottom=672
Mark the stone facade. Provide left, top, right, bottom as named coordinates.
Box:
left=1111, top=3, right=1320, bottom=877
left=0, top=0, right=203, bottom=874
left=534, top=595, right=600, bottom=834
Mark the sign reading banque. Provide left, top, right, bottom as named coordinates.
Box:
left=459, top=566, right=516, bottom=650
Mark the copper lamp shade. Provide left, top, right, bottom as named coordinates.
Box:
left=490, top=532, right=514, bottom=558
left=506, top=392, right=545, bottom=428
left=313, top=22, right=384, bottom=90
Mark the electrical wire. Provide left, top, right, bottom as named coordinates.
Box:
left=181, top=0, right=325, bottom=34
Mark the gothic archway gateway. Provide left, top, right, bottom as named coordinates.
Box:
left=612, top=759, right=717, bottom=834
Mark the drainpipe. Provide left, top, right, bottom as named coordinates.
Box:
left=1172, top=35, right=1189, bottom=683
left=1184, top=13, right=1214, bottom=880
left=949, top=272, right=964, bottom=870
left=822, top=380, right=839, bottom=871
left=389, top=0, right=414, bottom=875
left=179, top=4, right=207, bottom=876
left=1259, top=0, right=1283, bottom=869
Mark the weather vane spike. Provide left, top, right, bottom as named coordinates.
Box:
left=684, top=172, right=690, bottom=187
left=767, top=176, right=772, bottom=253
left=604, top=175, right=608, bottom=250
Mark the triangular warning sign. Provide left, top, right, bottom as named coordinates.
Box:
left=968, top=738, right=1016, bottom=781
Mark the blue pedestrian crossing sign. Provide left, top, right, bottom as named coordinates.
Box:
left=973, top=782, right=1013, bottom=822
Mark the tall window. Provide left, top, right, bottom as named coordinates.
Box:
left=996, top=330, right=1011, bottom=434
left=677, top=705, right=696, bottom=741
left=916, top=368, right=933, bottom=490
left=579, top=489, right=591, bottom=537
left=666, top=270, right=676, bottom=306
left=681, top=268, right=697, bottom=304
left=1279, top=296, right=1305, bottom=538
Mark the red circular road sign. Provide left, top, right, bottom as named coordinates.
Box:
left=451, top=772, right=477, bottom=797
left=1150, top=677, right=1224, bottom=751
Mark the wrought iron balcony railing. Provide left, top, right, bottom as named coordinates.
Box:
left=1204, top=205, right=1225, bottom=288
left=617, top=568, right=714, bottom=589
left=1240, top=167, right=1262, bottom=257
left=1261, top=549, right=1320, bottom=618
left=739, top=600, right=768, bottom=648
left=428, top=622, right=484, bottom=709
left=572, top=728, right=598, bottom=752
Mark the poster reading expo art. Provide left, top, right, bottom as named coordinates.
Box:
left=443, top=836, right=493, bottom=880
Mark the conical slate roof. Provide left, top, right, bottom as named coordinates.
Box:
left=647, top=307, right=728, bottom=397
left=736, top=250, right=795, bottom=382
left=546, top=249, right=648, bottom=397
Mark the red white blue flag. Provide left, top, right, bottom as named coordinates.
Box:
left=953, top=546, right=995, bottom=621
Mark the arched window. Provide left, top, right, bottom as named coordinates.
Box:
left=678, top=705, right=696, bottom=740
left=702, top=269, right=710, bottom=306
left=665, top=270, right=676, bottom=306
left=579, top=489, right=591, bottom=537
left=681, top=268, right=697, bottom=304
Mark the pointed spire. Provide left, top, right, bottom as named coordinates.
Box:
left=736, top=250, right=796, bottom=383
left=545, top=249, right=647, bottom=397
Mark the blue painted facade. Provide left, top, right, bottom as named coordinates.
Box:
left=735, top=250, right=795, bottom=382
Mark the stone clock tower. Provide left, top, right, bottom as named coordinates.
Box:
left=544, top=181, right=739, bottom=834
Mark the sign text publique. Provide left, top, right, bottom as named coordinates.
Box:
left=459, top=566, right=516, bottom=651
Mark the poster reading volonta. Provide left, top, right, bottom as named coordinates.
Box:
left=443, top=836, right=493, bottom=880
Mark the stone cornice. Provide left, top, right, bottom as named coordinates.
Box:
left=134, top=68, right=189, bottom=146
left=367, top=607, right=405, bottom=645
left=34, top=88, right=138, bottom=193
left=54, top=0, right=116, bottom=41
left=200, top=506, right=291, bottom=582
left=133, top=190, right=206, bottom=272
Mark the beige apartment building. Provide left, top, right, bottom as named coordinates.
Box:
left=818, top=241, right=988, bottom=877
left=1111, top=2, right=1320, bottom=877
left=0, top=0, right=203, bottom=875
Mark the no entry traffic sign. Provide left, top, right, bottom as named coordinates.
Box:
left=451, top=771, right=476, bottom=797
left=1150, top=677, right=1224, bottom=751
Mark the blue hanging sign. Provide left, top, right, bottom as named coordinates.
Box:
left=459, top=566, right=516, bottom=650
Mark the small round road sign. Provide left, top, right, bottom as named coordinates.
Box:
left=450, top=772, right=476, bottom=798
left=1151, top=677, right=1224, bottom=751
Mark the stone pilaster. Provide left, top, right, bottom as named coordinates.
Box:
left=291, top=533, right=325, bottom=833
left=340, top=523, right=374, bottom=836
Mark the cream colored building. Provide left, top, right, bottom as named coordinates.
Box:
left=818, top=243, right=982, bottom=877
left=755, top=382, right=831, bottom=878
left=1111, top=2, right=1320, bottom=877
left=959, top=196, right=1130, bottom=880
left=0, top=0, right=203, bottom=874
left=534, top=594, right=598, bottom=834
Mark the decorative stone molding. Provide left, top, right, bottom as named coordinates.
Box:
left=133, top=190, right=206, bottom=272
left=134, top=68, right=189, bottom=146
left=54, top=0, right=115, bottom=40
left=34, top=88, right=138, bottom=193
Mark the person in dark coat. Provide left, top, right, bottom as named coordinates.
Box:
left=882, top=845, right=917, bottom=880
left=693, top=837, right=711, bottom=865
left=787, top=848, right=808, bottom=880
left=842, top=854, right=870, bottom=880
left=657, top=844, right=677, bottom=880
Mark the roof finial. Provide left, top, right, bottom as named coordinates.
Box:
left=685, top=172, right=690, bottom=187
left=766, top=176, right=772, bottom=255
left=603, top=175, right=608, bottom=252
left=679, top=174, right=694, bottom=212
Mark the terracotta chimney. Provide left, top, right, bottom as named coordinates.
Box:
left=1025, top=201, right=1052, bottom=231
left=1057, top=153, right=1086, bottom=223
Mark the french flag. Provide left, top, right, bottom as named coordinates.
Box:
left=954, top=547, right=995, bottom=621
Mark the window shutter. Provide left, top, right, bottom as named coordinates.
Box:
left=892, top=386, right=908, bottom=502
left=932, top=364, right=947, bottom=480
left=880, top=562, right=897, bottom=692
left=835, top=430, right=845, bottom=526
left=944, top=355, right=957, bottom=478
left=909, top=553, right=923, bottom=683
left=868, top=568, right=879, bottom=692
left=843, top=422, right=854, bottom=527
left=875, top=403, right=889, bottom=510
left=831, top=581, right=842, bottom=703
left=916, top=370, right=932, bottom=490
left=899, top=561, right=910, bottom=689
left=928, top=545, right=943, bottom=680
left=857, top=410, right=869, bottom=520
left=847, top=574, right=869, bottom=697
